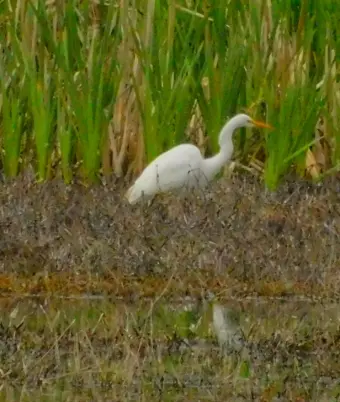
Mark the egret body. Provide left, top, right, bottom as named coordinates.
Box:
left=126, top=113, right=272, bottom=204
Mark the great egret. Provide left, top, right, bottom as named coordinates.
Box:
left=126, top=113, right=272, bottom=204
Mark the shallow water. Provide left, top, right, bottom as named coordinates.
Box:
left=1, top=294, right=340, bottom=401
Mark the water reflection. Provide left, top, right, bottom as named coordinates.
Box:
left=1, top=294, right=340, bottom=400
left=212, top=303, right=246, bottom=355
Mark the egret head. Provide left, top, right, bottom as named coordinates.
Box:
left=235, top=113, right=273, bottom=129
left=218, top=113, right=273, bottom=149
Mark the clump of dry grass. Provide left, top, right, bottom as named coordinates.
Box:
left=1, top=171, right=340, bottom=299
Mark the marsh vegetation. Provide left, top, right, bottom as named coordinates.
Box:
left=1, top=0, right=340, bottom=400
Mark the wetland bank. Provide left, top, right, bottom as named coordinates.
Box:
left=1, top=172, right=340, bottom=400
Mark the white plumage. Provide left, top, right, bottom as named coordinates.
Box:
left=126, top=113, right=272, bottom=204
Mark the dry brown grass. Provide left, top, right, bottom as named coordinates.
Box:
left=1, top=170, right=340, bottom=293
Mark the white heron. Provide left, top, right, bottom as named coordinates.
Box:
left=125, top=113, right=272, bottom=204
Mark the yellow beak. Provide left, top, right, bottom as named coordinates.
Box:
left=251, top=119, right=274, bottom=129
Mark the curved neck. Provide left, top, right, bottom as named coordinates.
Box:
left=202, top=146, right=233, bottom=180
left=202, top=117, right=241, bottom=180
left=218, top=116, right=242, bottom=148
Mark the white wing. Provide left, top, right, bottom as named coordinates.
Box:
left=126, top=144, right=205, bottom=203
